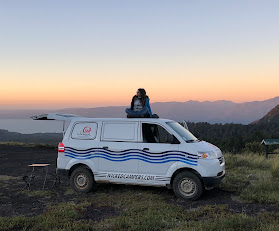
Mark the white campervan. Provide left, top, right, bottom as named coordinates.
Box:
left=32, top=113, right=225, bottom=200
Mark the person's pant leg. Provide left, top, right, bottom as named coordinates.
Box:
left=125, top=107, right=148, bottom=116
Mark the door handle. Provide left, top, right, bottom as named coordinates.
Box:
left=103, top=146, right=108, bottom=150
left=143, top=148, right=149, bottom=151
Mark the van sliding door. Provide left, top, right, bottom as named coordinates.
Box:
left=96, top=121, right=139, bottom=183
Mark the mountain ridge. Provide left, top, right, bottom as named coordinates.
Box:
left=252, top=104, right=279, bottom=124
left=0, top=96, right=279, bottom=124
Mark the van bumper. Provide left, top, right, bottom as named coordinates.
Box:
left=56, top=168, right=70, bottom=176
left=202, top=170, right=226, bottom=188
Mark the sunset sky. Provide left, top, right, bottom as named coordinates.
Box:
left=0, top=0, right=278, bottom=109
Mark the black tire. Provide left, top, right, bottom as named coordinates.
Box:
left=172, top=171, right=204, bottom=200
left=70, top=167, right=94, bottom=193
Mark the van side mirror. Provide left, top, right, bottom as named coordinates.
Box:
left=166, top=134, right=180, bottom=144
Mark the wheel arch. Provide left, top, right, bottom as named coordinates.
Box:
left=170, top=167, right=202, bottom=188
left=69, top=163, right=94, bottom=178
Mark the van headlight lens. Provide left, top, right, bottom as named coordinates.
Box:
left=197, top=151, right=217, bottom=159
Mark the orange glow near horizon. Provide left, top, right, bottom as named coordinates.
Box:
left=1, top=70, right=278, bottom=109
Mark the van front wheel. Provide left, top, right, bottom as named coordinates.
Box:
left=173, top=172, right=203, bottom=200
left=70, top=167, right=94, bottom=193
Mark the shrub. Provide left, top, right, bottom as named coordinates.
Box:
left=244, top=141, right=265, bottom=153
left=224, top=153, right=269, bottom=170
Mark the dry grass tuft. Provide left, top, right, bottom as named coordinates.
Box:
left=271, top=157, right=279, bottom=179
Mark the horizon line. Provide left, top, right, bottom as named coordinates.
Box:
left=0, top=96, right=278, bottom=111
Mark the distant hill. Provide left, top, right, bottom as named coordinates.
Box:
left=150, top=97, right=279, bottom=124
left=252, top=104, right=279, bottom=124
left=1, top=103, right=279, bottom=153
left=0, top=129, right=62, bottom=145
left=1, top=96, right=279, bottom=124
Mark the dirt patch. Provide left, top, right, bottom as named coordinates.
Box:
left=82, top=205, right=120, bottom=221
left=0, top=144, right=278, bottom=218
left=166, top=187, right=279, bottom=216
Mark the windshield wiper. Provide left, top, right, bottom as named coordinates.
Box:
left=185, top=139, right=201, bottom=143
left=186, top=140, right=196, bottom=143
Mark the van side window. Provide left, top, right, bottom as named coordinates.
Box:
left=102, top=122, right=137, bottom=142
left=142, top=123, right=172, bottom=143
left=71, top=122, right=97, bottom=140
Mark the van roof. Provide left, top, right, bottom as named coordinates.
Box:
left=70, top=117, right=174, bottom=123
left=31, top=113, right=174, bottom=123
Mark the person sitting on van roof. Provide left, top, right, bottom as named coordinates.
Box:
left=125, top=88, right=153, bottom=118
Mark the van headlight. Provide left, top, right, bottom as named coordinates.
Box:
left=197, top=151, right=217, bottom=159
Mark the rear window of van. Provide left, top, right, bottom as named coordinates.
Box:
left=71, top=122, right=98, bottom=140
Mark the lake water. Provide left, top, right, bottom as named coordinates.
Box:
left=0, top=119, right=65, bottom=134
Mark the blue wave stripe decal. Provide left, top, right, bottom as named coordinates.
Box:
left=64, top=150, right=197, bottom=162
left=66, top=147, right=198, bottom=157
left=64, top=147, right=198, bottom=166
left=65, top=148, right=198, bottom=159
left=64, top=152, right=197, bottom=163
left=66, top=149, right=188, bottom=158
left=65, top=152, right=197, bottom=163
left=64, top=154, right=197, bottom=166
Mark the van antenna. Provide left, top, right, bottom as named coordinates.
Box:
left=183, top=120, right=189, bottom=131
left=63, top=121, right=65, bottom=137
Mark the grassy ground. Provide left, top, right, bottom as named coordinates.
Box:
left=220, top=153, right=279, bottom=204
left=1, top=152, right=279, bottom=231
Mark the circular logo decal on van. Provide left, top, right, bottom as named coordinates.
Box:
left=83, top=126, right=91, bottom=133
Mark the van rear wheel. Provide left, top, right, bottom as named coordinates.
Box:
left=173, top=171, right=203, bottom=200
left=70, top=167, right=94, bottom=193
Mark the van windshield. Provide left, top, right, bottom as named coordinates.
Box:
left=166, top=122, right=199, bottom=143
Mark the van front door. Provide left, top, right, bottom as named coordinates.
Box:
left=96, top=121, right=139, bottom=184
left=137, top=122, right=180, bottom=185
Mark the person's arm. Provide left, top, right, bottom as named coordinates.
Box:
left=144, top=97, right=152, bottom=117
